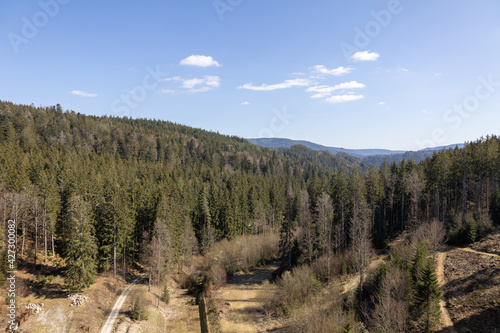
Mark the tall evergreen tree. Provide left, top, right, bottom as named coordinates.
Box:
left=65, top=196, right=98, bottom=291
left=280, top=183, right=300, bottom=268
left=414, top=258, right=441, bottom=332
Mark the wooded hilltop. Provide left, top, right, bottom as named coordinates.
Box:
left=0, top=100, right=499, bottom=331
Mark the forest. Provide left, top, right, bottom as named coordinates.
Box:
left=0, top=100, right=499, bottom=332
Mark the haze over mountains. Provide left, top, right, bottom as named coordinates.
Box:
left=247, top=137, right=465, bottom=164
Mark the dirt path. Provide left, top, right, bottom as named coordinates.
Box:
left=100, top=276, right=143, bottom=333
left=339, top=255, right=386, bottom=295
left=457, top=247, right=500, bottom=258
left=216, top=262, right=281, bottom=333
left=436, top=251, right=456, bottom=333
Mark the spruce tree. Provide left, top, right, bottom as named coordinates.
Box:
left=280, top=184, right=300, bottom=268
left=414, top=258, right=441, bottom=332
left=65, top=196, right=98, bottom=291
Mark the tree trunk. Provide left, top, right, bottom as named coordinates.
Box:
left=401, top=190, right=404, bottom=231
left=123, top=243, right=126, bottom=278
left=113, top=223, right=116, bottom=278
left=341, top=200, right=345, bottom=249
left=462, top=162, right=467, bottom=223
left=22, top=220, right=25, bottom=257
left=35, top=214, right=38, bottom=265
left=44, top=217, right=47, bottom=263
left=52, top=232, right=55, bottom=258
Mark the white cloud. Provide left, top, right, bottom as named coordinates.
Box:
left=241, top=101, right=250, bottom=105
left=159, top=89, right=177, bottom=95
left=306, top=81, right=365, bottom=98
left=325, top=94, right=365, bottom=104
left=180, top=55, right=221, bottom=67
left=182, top=78, right=205, bottom=89
left=313, top=65, right=352, bottom=76
left=378, top=101, right=385, bottom=105
left=161, top=75, right=221, bottom=94
left=238, top=78, right=311, bottom=91
left=205, top=75, right=221, bottom=87
left=351, top=51, right=380, bottom=61
left=188, top=86, right=212, bottom=93
left=71, top=90, right=97, bottom=97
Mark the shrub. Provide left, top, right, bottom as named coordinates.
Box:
left=312, top=253, right=341, bottom=283
left=412, top=219, right=445, bottom=253
left=181, top=274, right=203, bottom=295
left=203, top=232, right=279, bottom=286
left=34, top=275, right=47, bottom=289
left=268, top=265, right=321, bottom=316
left=369, top=267, right=409, bottom=333
left=131, top=290, right=149, bottom=321
left=162, top=284, right=170, bottom=304
left=207, top=263, right=226, bottom=286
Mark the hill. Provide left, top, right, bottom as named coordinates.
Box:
left=247, top=137, right=464, bottom=165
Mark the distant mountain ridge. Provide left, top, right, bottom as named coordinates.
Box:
left=247, top=138, right=465, bottom=164
left=247, top=138, right=407, bottom=157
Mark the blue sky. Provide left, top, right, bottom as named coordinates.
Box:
left=1, top=0, right=500, bottom=150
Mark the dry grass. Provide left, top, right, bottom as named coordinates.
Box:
left=214, top=262, right=281, bottom=333
left=286, top=281, right=366, bottom=333
left=9, top=272, right=126, bottom=332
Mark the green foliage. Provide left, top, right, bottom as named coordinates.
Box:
left=0, top=101, right=498, bottom=301
left=490, top=186, right=500, bottom=225
left=181, top=275, right=204, bottom=295
left=466, top=216, right=478, bottom=243
left=410, top=242, right=428, bottom=286
left=131, top=291, right=149, bottom=321
left=0, top=250, right=7, bottom=286
left=34, top=275, right=55, bottom=289
left=65, top=196, right=98, bottom=291
left=413, top=259, right=441, bottom=332
left=363, top=262, right=390, bottom=298
left=340, top=257, right=348, bottom=275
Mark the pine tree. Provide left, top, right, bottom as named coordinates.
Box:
left=65, top=196, right=98, bottom=291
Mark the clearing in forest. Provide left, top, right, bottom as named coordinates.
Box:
left=214, top=262, right=282, bottom=333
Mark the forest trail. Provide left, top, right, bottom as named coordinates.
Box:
left=457, top=247, right=500, bottom=258
left=215, top=262, right=282, bottom=333
left=436, top=251, right=456, bottom=333
left=100, top=276, right=143, bottom=333
left=339, top=254, right=388, bottom=295
left=340, top=234, right=406, bottom=295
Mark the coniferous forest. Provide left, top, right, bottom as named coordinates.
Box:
left=0, top=100, right=499, bottom=332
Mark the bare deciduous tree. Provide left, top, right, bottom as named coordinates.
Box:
left=370, top=268, right=409, bottom=333
left=144, top=219, right=173, bottom=292
left=350, top=199, right=372, bottom=301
